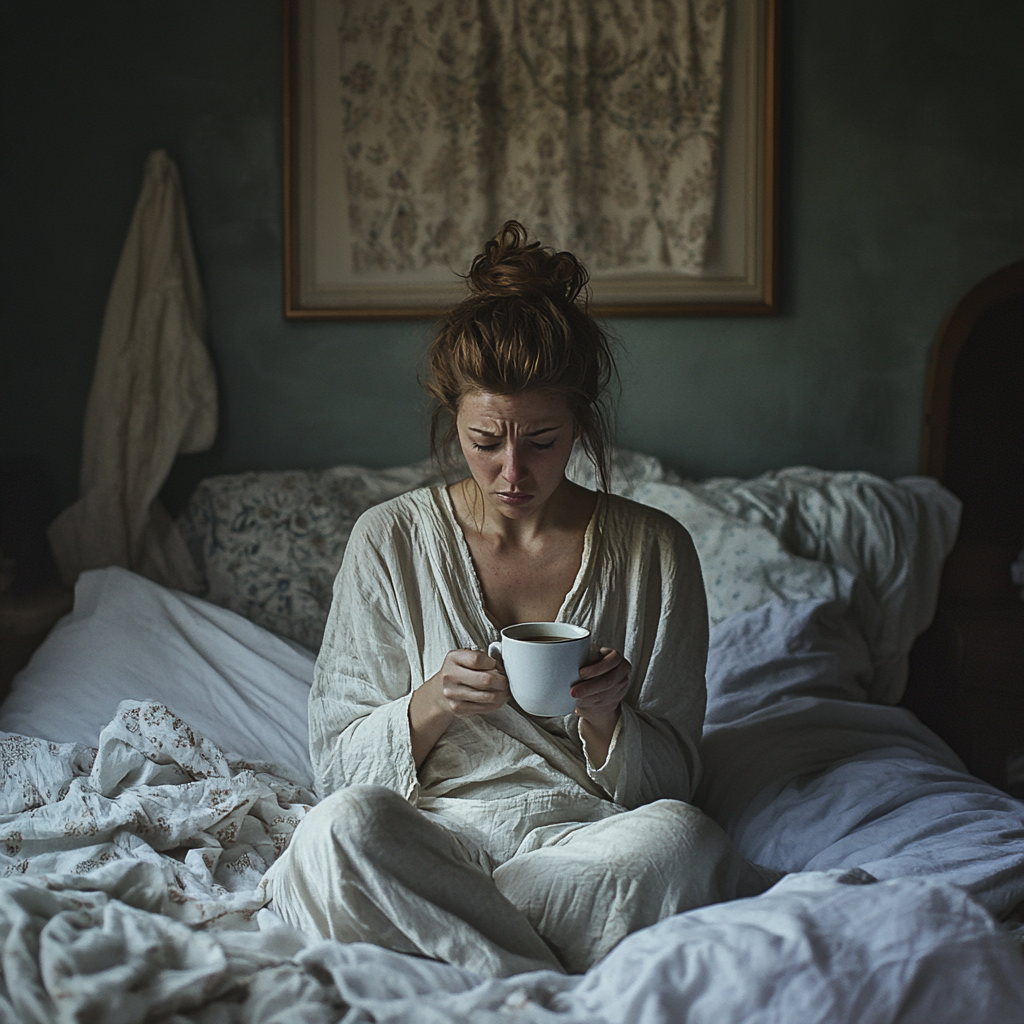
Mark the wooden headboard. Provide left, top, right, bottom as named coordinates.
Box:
left=903, top=260, right=1024, bottom=792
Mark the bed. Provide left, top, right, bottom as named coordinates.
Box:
left=1, top=444, right=1022, bottom=1023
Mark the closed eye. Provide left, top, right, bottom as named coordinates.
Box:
left=470, top=438, right=558, bottom=452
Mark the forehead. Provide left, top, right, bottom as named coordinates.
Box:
left=457, top=390, right=571, bottom=425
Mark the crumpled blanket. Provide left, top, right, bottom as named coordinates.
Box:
left=2, top=868, right=1021, bottom=1024
left=0, top=700, right=314, bottom=927
left=2, top=702, right=1023, bottom=1023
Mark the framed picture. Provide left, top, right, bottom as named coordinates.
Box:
left=284, top=0, right=779, bottom=319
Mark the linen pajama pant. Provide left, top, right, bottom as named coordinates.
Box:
left=266, top=784, right=775, bottom=977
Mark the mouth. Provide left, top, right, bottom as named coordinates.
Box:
left=496, top=491, right=534, bottom=505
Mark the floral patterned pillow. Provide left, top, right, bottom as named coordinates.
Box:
left=177, top=449, right=675, bottom=651
left=178, top=451, right=958, bottom=706
left=178, top=461, right=446, bottom=650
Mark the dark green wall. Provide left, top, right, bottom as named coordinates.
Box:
left=2, top=1, right=1022, bottom=513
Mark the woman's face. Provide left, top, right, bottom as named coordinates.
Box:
left=455, top=390, right=576, bottom=519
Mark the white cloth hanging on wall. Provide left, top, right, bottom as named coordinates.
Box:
left=49, top=149, right=217, bottom=592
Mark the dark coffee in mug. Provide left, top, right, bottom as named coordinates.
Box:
left=488, top=622, right=591, bottom=716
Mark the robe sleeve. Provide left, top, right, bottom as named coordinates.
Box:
left=577, top=512, right=708, bottom=807
left=308, top=510, right=421, bottom=801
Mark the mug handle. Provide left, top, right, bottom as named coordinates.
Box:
left=487, top=641, right=502, bottom=664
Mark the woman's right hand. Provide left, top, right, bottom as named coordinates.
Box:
left=427, top=648, right=511, bottom=718
left=409, top=649, right=509, bottom=768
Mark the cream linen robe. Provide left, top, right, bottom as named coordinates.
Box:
left=266, top=486, right=775, bottom=975
left=48, top=150, right=216, bottom=592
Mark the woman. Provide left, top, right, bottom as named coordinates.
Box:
left=264, top=222, right=774, bottom=976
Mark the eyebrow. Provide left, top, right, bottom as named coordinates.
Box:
left=468, top=425, right=560, bottom=438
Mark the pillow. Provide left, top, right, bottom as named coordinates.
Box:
left=632, top=469, right=961, bottom=703
left=0, top=567, right=315, bottom=787
left=177, top=461, right=448, bottom=650
left=177, top=448, right=678, bottom=651
left=631, top=480, right=852, bottom=626
left=177, top=451, right=959, bottom=703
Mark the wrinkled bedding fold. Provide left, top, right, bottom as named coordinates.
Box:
left=2, top=586, right=1022, bottom=1021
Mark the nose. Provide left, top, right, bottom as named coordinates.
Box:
left=501, top=445, right=528, bottom=485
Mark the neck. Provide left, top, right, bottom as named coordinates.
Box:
left=453, top=477, right=591, bottom=546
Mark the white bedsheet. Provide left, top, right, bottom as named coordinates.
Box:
left=698, top=595, right=1024, bottom=918
left=2, top=858, right=1021, bottom=1022
left=0, top=701, right=314, bottom=928
left=2, top=575, right=1022, bottom=1021
left=0, top=568, right=316, bottom=789
left=1, top=708, right=1021, bottom=1024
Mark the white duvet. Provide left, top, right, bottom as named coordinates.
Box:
left=3, top=866, right=1018, bottom=1024
left=2, top=571, right=1023, bottom=1022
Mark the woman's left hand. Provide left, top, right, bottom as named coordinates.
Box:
left=571, top=647, right=630, bottom=730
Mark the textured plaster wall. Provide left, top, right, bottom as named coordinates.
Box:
left=1, top=1, right=1021, bottom=512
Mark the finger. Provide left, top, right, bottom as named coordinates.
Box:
left=450, top=690, right=510, bottom=716
left=573, top=681, right=629, bottom=708
left=573, top=660, right=629, bottom=694
left=444, top=690, right=500, bottom=712
left=449, top=648, right=497, bottom=671
left=448, top=690, right=505, bottom=709
left=480, top=670, right=510, bottom=692
left=572, top=668, right=630, bottom=704
left=577, top=648, right=624, bottom=681
left=572, top=693, right=625, bottom=714
left=443, top=672, right=509, bottom=700
left=571, top=672, right=624, bottom=700
left=574, top=695, right=626, bottom=716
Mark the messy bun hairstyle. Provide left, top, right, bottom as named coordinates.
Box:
left=423, top=221, right=619, bottom=491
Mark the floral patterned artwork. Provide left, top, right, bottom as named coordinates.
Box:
left=337, top=0, right=727, bottom=276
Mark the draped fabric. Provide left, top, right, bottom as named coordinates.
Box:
left=338, top=0, right=727, bottom=275
left=48, top=150, right=217, bottom=592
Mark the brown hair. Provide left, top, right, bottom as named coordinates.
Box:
left=423, top=221, right=619, bottom=490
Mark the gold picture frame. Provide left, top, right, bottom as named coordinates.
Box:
left=284, top=0, right=779, bottom=319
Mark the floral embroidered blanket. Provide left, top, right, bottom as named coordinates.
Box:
left=1, top=700, right=1022, bottom=1022
left=0, top=700, right=314, bottom=927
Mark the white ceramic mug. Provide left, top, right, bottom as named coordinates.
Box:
left=487, top=622, right=591, bottom=717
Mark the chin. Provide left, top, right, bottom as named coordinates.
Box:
left=492, top=497, right=536, bottom=515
